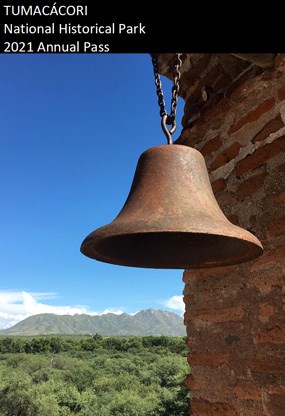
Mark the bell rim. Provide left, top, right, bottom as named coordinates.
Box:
left=82, top=220, right=263, bottom=247
left=80, top=229, right=263, bottom=269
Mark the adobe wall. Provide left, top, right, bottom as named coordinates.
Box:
left=158, top=53, right=285, bottom=415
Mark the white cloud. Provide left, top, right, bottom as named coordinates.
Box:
left=100, top=309, right=125, bottom=315
left=0, top=290, right=124, bottom=329
left=163, top=295, right=185, bottom=315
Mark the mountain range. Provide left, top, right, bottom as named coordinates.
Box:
left=0, top=309, right=185, bottom=336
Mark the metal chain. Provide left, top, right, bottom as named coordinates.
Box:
left=170, top=55, right=182, bottom=121
left=151, top=53, right=182, bottom=144
left=151, top=55, right=167, bottom=118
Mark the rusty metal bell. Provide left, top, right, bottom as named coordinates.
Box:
left=80, top=144, right=263, bottom=269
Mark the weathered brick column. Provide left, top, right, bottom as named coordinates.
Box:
left=159, top=54, right=285, bottom=415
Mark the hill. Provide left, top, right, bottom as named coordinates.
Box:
left=1, top=309, right=185, bottom=336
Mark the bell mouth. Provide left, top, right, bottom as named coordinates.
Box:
left=81, top=231, right=263, bottom=269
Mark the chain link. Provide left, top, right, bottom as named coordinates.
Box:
left=170, top=54, right=182, bottom=122
left=151, top=55, right=167, bottom=118
left=151, top=53, right=182, bottom=144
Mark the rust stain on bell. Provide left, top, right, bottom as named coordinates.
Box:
left=80, top=144, right=263, bottom=269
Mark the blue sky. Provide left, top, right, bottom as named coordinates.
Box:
left=0, top=54, right=185, bottom=329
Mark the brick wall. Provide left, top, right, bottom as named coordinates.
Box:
left=159, top=54, right=285, bottom=415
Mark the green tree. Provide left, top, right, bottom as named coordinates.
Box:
left=0, top=372, right=60, bottom=416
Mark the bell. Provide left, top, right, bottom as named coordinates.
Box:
left=80, top=144, right=263, bottom=269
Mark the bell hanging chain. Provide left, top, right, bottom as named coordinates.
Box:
left=151, top=53, right=182, bottom=145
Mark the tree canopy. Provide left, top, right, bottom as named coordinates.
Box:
left=0, top=335, right=189, bottom=415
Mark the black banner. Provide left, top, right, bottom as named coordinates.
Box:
left=0, top=1, right=282, bottom=53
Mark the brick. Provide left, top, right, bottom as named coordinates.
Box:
left=253, top=114, right=284, bottom=143
left=210, top=142, right=241, bottom=170
left=182, top=270, right=190, bottom=283
left=276, top=190, right=285, bottom=203
left=186, top=337, right=198, bottom=350
left=278, top=163, right=285, bottom=172
left=251, top=274, right=284, bottom=293
left=211, top=178, right=226, bottom=194
left=200, top=135, right=222, bottom=156
left=276, top=54, right=285, bottom=73
left=216, top=191, right=236, bottom=207
left=250, top=358, right=284, bottom=374
left=255, top=326, right=285, bottom=344
left=186, top=374, right=204, bottom=390
left=244, top=371, right=278, bottom=393
left=178, top=130, right=203, bottom=148
left=184, top=311, right=192, bottom=325
left=191, top=399, right=237, bottom=416
left=227, top=214, right=239, bottom=225
left=267, top=385, right=285, bottom=396
left=236, top=172, right=266, bottom=201
left=199, top=98, right=231, bottom=129
left=278, top=84, right=285, bottom=101
left=258, top=303, right=276, bottom=321
left=184, top=265, right=236, bottom=281
left=233, top=381, right=262, bottom=400
left=191, top=399, right=212, bottom=415
left=267, top=394, right=285, bottom=416
left=192, top=306, right=244, bottom=324
left=249, top=214, right=257, bottom=226
left=235, top=136, right=285, bottom=176
left=211, top=402, right=237, bottom=416
left=259, top=303, right=275, bottom=316
left=267, top=216, right=285, bottom=236
left=229, top=98, right=275, bottom=134
left=183, top=294, right=195, bottom=305
left=250, top=244, right=285, bottom=272
left=188, top=352, right=230, bottom=368
left=267, top=190, right=285, bottom=205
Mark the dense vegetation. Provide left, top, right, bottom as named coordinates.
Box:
left=0, top=335, right=189, bottom=416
